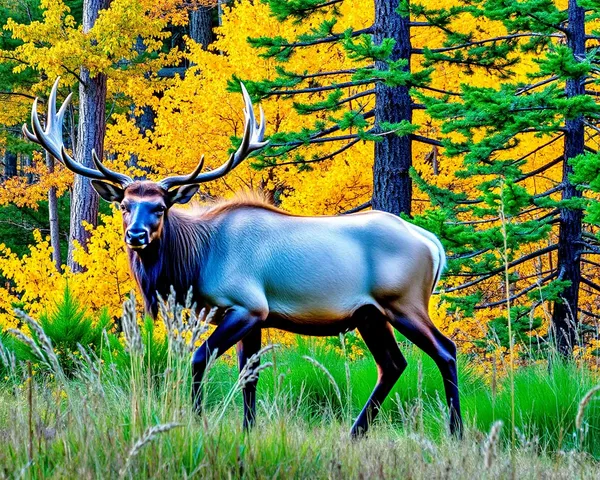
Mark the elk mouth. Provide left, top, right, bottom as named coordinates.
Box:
left=127, top=242, right=148, bottom=250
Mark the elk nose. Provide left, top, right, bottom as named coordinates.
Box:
left=126, top=229, right=148, bottom=248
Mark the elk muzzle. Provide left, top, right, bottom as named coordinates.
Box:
left=125, top=229, right=149, bottom=249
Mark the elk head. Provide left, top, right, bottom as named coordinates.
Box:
left=24, top=78, right=268, bottom=249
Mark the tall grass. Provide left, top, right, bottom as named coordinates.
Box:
left=0, top=292, right=598, bottom=478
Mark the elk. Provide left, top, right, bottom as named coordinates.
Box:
left=24, top=78, right=462, bottom=437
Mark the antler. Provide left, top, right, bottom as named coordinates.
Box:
left=23, top=77, right=133, bottom=187
left=159, top=83, right=269, bottom=191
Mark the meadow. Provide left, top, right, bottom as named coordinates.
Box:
left=0, top=291, right=599, bottom=479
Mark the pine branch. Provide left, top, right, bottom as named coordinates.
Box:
left=267, top=138, right=360, bottom=167
left=582, top=258, right=600, bottom=269
left=341, top=201, right=371, bottom=214
left=473, top=271, right=558, bottom=309
left=581, top=277, right=600, bottom=293
left=447, top=206, right=544, bottom=226
left=526, top=12, right=568, bottom=33
left=532, top=183, right=564, bottom=199
left=410, top=22, right=432, bottom=27
left=273, top=27, right=373, bottom=49
left=515, top=155, right=563, bottom=182
left=271, top=133, right=359, bottom=148
left=411, top=135, right=443, bottom=147
left=580, top=240, right=600, bottom=255
left=264, top=110, right=375, bottom=156
left=288, top=67, right=371, bottom=79
left=414, top=33, right=563, bottom=55
left=265, top=79, right=377, bottom=97
left=416, top=85, right=462, bottom=97
left=0, top=91, right=37, bottom=100
left=515, top=76, right=560, bottom=95
left=295, top=89, right=375, bottom=113
left=444, top=244, right=558, bottom=291
left=447, top=248, right=490, bottom=260
left=584, top=120, right=600, bottom=136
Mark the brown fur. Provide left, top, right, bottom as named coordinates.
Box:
left=188, top=190, right=294, bottom=218
left=125, top=181, right=165, bottom=198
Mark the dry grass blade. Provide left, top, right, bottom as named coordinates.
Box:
left=9, top=310, right=64, bottom=378
left=121, top=293, right=143, bottom=355
left=157, top=287, right=211, bottom=356
left=239, top=344, right=279, bottom=387
left=303, top=355, right=343, bottom=406
left=119, top=423, right=181, bottom=478
left=0, top=336, right=16, bottom=372
left=483, top=420, right=503, bottom=470
left=576, top=384, right=600, bottom=431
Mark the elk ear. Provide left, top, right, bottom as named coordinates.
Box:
left=167, top=184, right=200, bottom=205
left=91, top=180, right=125, bottom=203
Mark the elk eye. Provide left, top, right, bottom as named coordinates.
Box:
left=155, top=206, right=166, bottom=216
left=120, top=204, right=129, bottom=213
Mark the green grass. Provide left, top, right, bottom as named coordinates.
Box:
left=1, top=294, right=599, bottom=478
left=0, top=341, right=599, bottom=479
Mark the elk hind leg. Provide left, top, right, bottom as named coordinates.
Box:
left=388, top=309, right=463, bottom=437
left=351, top=313, right=407, bottom=438
left=237, top=328, right=262, bottom=430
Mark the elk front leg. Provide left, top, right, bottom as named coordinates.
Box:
left=237, top=329, right=262, bottom=430
left=191, top=307, right=262, bottom=415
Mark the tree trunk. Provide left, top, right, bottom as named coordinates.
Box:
left=371, top=0, right=412, bottom=216
left=551, top=0, right=585, bottom=356
left=3, top=150, right=17, bottom=178
left=131, top=36, right=155, bottom=171
left=46, top=152, right=62, bottom=271
left=189, top=6, right=214, bottom=49
left=23, top=154, right=34, bottom=184
left=68, top=0, right=111, bottom=272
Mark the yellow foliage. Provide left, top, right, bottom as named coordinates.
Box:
left=0, top=212, right=134, bottom=329
left=0, top=0, right=594, bottom=368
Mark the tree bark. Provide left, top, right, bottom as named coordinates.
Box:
left=551, top=0, right=585, bottom=356
left=3, top=150, right=17, bottom=178
left=371, top=0, right=412, bottom=216
left=46, top=152, right=62, bottom=271
left=189, top=6, right=214, bottom=49
left=68, top=0, right=111, bottom=272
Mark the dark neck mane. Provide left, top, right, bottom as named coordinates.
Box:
left=128, top=208, right=212, bottom=316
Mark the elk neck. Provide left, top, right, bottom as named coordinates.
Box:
left=127, top=207, right=213, bottom=315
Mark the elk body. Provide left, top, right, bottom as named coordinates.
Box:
left=25, top=79, right=463, bottom=437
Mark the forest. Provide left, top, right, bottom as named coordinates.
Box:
left=0, top=0, right=600, bottom=478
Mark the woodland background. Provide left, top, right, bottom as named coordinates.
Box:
left=0, top=0, right=600, bottom=373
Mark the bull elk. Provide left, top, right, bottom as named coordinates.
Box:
left=24, top=78, right=462, bottom=437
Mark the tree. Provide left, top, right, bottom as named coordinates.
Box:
left=1, top=0, right=189, bottom=270
left=237, top=0, right=517, bottom=218
left=68, top=0, right=111, bottom=272
left=189, top=2, right=216, bottom=50
left=414, top=0, right=600, bottom=356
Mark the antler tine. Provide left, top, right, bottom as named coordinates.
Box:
left=157, top=156, right=205, bottom=191
left=23, top=77, right=133, bottom=187
left=92, top=149, right=135, bottom=186
left=159, top=82, right=269, bottom=191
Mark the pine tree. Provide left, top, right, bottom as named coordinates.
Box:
left=238, top=0, right=518, bottom=218
left=413, top=0, right=600, bottom=356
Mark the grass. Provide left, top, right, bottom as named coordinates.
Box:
left=0, top=294, right=599, bottom=478
left=0, top=339, right=599, bottom=478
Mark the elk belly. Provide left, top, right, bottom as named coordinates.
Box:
left=261, top=238, right=379, bottom=323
